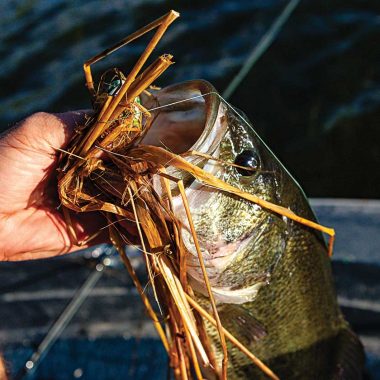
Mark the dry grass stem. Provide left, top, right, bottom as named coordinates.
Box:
left=57, top=10, right=335, bottom=379
left=185, top=295, right=280, bottom=380
left=177, top=180, right=229, bottom=379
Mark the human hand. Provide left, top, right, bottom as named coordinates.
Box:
left=0, top=112, right=109, bottom=261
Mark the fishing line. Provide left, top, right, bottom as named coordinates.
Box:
left=146, top=90, right=262, bottom=136
left=145, top=91, right=310, bottom=197
left=143, top=91, right=335, bottom=253
left=60, top=88, right=334, bottom=249
left=146, top=92, right=216, bottom=112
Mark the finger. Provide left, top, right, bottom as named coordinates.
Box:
left=54, top=110, right=93, bottom=149
left=0, top=111, right=91, bottom=213
left=0, top=111, right=92, bottom=159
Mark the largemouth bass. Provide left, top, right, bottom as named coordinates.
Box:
left=142, top=80, right=364, bottom=379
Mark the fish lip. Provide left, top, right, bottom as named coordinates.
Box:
left=181, top=80, right=222, bottom=153
left=149, top=79, right=225, bottom=157
left=151, top=79, right=220, bottom=133
left=150, top=80, right=229, bottom=200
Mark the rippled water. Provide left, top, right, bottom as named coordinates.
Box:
left=0, top=0, right=379, bottom=197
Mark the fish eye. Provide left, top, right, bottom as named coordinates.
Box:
left=234, top=149, right=259, bottom=176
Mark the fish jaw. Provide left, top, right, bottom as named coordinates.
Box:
left=178, top=202, right=273, bottom=304
left=147, top=82, right=276, bottom=305
left=141, top=80, right=364, bottom=377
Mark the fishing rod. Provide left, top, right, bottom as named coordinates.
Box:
left=222, top=0, right=301, bottom=100
left=15, top=245, right=118, bottom=380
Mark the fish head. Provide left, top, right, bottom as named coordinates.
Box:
left=143, top=80, right=321, bottom=304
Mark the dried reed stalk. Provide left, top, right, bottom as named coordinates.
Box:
left=58, top=10, right=335, bottom=380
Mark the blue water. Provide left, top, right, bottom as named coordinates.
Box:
left=4, top=336, right=380, bottom=379
left=1, top=1, right=379, bottom=197
left=4, top=337, right=167, bottom=380
left=1, top=0, right=379, bottom=198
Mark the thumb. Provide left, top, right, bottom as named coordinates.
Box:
left=0, top=110, right=92, bottom=158
left=53, top=109, right=92, bottom=150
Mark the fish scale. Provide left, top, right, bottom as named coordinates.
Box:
left=149, top=80, right=364, bottom=378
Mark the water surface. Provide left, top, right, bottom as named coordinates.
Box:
left=0, top=0, right=379, bottom=197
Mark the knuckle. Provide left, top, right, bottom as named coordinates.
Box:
left=24, top=112, right=53, bottom=126
left=16, top=112, right=56, bottom=138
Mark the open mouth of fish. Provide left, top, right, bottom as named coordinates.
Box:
left=141, top=80, right=268, bottom=304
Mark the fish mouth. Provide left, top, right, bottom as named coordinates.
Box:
left=142, top=81, right=266, bottom=303
left=141, top=80, right=226, bottom=158
left=143, top=79, right=230, bottom=209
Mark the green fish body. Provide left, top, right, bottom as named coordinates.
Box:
left=145, top=80, right=364, bottom=379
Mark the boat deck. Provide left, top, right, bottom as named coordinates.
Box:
left=0, top=199, right=379, bottom=379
